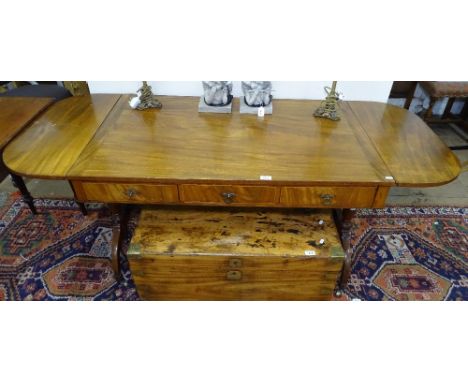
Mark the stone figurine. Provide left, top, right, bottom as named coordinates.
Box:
left=242, top=81, right=272, bottom=107
left=202, top=81, right=233, bottom=106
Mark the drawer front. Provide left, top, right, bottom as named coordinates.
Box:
left=78, top=182, right=179, bottom=203
left=179, top=184, right=280, bottom=205
left=280, top=186, right=376, bottom=208
left=129, top=255, right=343, bottom=301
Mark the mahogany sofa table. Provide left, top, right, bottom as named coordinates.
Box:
left=3, top=94, right=461, bottom=288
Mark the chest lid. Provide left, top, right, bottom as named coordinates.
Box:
left=128, top=207, right=345, bottom=259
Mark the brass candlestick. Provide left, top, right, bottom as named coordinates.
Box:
left=137, top=81, right=162, bottom=110
left=314, top=81, right=340, bottom=121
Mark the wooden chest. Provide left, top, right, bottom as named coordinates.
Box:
left=127, top=207, right=345, bottom=300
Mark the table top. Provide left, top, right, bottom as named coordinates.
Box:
left=3, top=94, right=461, bottom=187
left=0, top=96, right=53, bottom=150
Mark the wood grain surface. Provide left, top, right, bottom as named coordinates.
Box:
left=77, top=181, right=179, bottom=203
left=179, top=184, right=280, bottom=205
left=130, top=256, right=341, bottom=300
left=65, top=96, right=395, bottom=185
left=128, top=207, right=345, bottom=258
left=127, top=207, right=344, bottom=300
left=73, top=181, right=388, bottom=208
left=3, top=95, right=460, bottom=193
left=3, top=94, right=120, bottom=177
left=280, top=186, right=376, bottom=208
left=348, top=101, right=461, bottom=186
left=0, top=97, right=53, bottom=149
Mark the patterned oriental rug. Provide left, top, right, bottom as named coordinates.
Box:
left=0, top=192, right=466, bottom=301
left=0, top=192, right=138, bottom=301
left=339, top=207, right=467, bottom=301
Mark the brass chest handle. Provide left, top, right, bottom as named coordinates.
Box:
left=229, top=258, right=243, bottom=268
left=226, top=270, right=242, bottom=281
left=320, top=193, right=335, bottom=205
left=221, top=192, right=236, bottom=204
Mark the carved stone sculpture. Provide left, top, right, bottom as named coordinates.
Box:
left=202, top=81, right=233, bottom=106
left=242, top=81, right=272, bottom=107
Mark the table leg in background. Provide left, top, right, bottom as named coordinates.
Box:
left=77, top=202, right=88, bottom=215
left=10, top=173, right=36, bottom=214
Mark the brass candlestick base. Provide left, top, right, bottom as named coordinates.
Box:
left=137, top=81, right=162, bottom=110
left=314, top=81, right=340, bottom=121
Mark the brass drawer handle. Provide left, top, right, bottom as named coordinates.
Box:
left=221, top=192, right=236, bottom=204
left=226, top=270, right=242, bottom=281
left=125, top=187, right=138, bottom=198
left=320, top=193, right=335, bottom=205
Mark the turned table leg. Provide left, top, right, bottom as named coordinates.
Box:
left=443, top=97, right=455, bottom=119
left=10, top=173, right=36, bottom=214
left=425, top=96, right=437, bottom=120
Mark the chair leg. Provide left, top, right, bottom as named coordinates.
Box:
left=403, top=82, right=417, bottom=110
left=443, top=97, right=455, bottom=119
left=425, top=96, right=437, bottom=120
left=461, top=99, right=468, bottom=120
left=10, top=173, right=37, bottom=214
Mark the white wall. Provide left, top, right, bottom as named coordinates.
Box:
left=88, top=81, right=393, bottom=103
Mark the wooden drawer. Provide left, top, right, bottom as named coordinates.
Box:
left=179, top=184, right=280, bottom=206
left=280, top=186, right=376, bottom=208
left=127, top=207, right=345, bottom=300
left=76, top=182, right=179, bottom=203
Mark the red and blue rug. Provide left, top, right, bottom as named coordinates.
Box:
left=0, top=192, right=466, bottom=300
left=0, top=192, right=138, bottom=300
left=340, top=207, right=467, bottom=301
